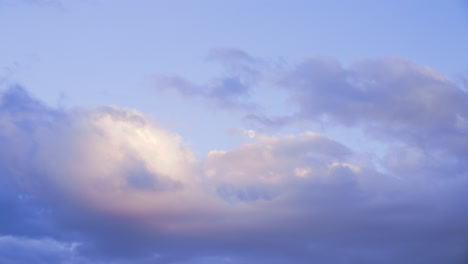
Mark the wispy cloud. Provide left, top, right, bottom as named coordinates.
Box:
left=153, top=48, right=263, bottom=111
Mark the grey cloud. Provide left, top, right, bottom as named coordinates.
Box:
left=241, top=56, right=468, bottom=182
left=209, top=76, right=250, bottom=99
left=274, top=57, right=468, bottom=146
left=207, top=48, right=256, bottom=65
left=201, top=131, right=468, bottom=263
left=0, top=236, right=83, bottom=264
left=0, top=169, right=57, bottom=239
left=157, top=51, right=468, bottom=172
left=113, top=53, right=468, bottom=263
left=0, top=236, right=85, bottom=264
left=2, top=85, right=468, bottom=263
left=206, top=47, right=260, bottom=81
left=216, top=183, right=275, bottom=204
left=153, top=74, right=254, bottom=110
left=243, top=113, right=294, bottom=130
left=153, top=48, right=261, bottom=110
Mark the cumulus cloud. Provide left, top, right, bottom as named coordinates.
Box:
left=0, top=87, right=220, bottom=238
left=0, top=86, right=216, bottom=261
left=2, top=72, right=468, bottom=263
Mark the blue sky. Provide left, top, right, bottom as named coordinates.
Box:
left=2, top=0, right=468, bottom=157
left=1, top=1, right=468, bottom=263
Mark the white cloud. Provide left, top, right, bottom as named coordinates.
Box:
left=294, top=167, right=311, bottom=178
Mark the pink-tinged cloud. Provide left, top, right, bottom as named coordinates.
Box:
left=2, top=53, right=468, bottom=264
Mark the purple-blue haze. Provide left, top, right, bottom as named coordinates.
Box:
left=1, top=0, right=468, bottom=263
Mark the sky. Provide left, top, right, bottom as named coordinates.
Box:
left=1, top=0, right=468, bottom=263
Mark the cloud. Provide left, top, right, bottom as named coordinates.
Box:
left=274, top=57, right=468, bottom=140
left=2, top=78, right=468, bottom=263
left=206, top=47, right=260, bottom=81
left=0, top=86, right=212, bottom=261
left=155, top=51, right=468, bottom=167
left=0, top=87, right=217, bottom=235
left=280, top=57, right=466, bottom=124
left=0, top=235, right=82, bottom=264
left=201, top=129, right=468, bottom=263
left=153, top=48, right=262, bottom=110
left=154, top=52, right=468, bottom=185
left=268, top=57, right=468, bottom=182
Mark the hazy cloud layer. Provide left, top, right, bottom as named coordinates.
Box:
left=2, top=53, right=468, bottom=263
